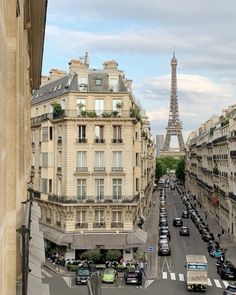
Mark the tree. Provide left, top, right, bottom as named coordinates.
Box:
left=81, top=249, right=101, bottom=263
left=106, top=249, right=122, bottom=262
left=176, top=156, right=185, bottom=183
left=52, top=102, right=63, bottom=117
left=155, top=159, right=167, bottom=180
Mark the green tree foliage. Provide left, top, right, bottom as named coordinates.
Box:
left=175, top=156, right=185, bottom=183
left=81, top=249, right=101, bottom=263
left=155, top=159, right=167, bottom=180
left=106, top=249, right=122, bottom=261
left=161, top=156, right=179, bottom=170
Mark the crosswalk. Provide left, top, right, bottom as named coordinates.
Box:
left=161, top=272, right=233, bottom=289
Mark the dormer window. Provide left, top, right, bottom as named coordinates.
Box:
left=95, top=79, right=102, bottom=86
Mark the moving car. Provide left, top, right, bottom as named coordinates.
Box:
left=182, top=211, right=189, bottom=218
left=173, top=217, right=183, bottom=227
left=102, top=268, right=117, bottom=283
left=223, top=282, right=236, bottom=295
left=158, top=242, right=171, bottom=256
left=179, top=226, right=190, bottom=236
left=124, top=267, right=142, bottom=285
left=217, top=261, right=236, bottom=280
left=75, top=267, right=90, bottom=285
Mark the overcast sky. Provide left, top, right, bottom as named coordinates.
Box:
left=42, top=0, right=236, bottom=147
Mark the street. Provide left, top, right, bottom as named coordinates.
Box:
left=41, top=186, right=235, bottom=295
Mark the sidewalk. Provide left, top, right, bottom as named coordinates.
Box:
left=188, top=196, right=236, bottom=265
left=140, top=190, right=159, bottom=279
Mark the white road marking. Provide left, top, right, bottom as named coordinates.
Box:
left=214, top=279, right=222, bottom=288
left=170, top=273, right=176, bottom=280
left=207, top=278, right=212, bottom=286
left=222, top=281, right=229, bottom=288
left=42, top=269, right=53, bottom=278
left=144, top=279, right=154, bottom=288
left=162, top=272, right=168, bottom=279
left=179, top=273, right=184, bottom=281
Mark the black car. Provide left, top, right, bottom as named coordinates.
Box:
left=202, top=232, right=214, bottom=242
left=158, top=242, right=171, bottom=256
left=182, top=211, right=189, bottom=218
left=218, top=261, right=236, bottom=280
left=124, top=268, right=142, bottom=285
left=179, top=226, right=190, bottom=236
left=75, top=267, right=90, bottom=285
left=223, top=283, right=236, bottom=295
left=207, top=240, right=220, bottom=253
left=173, top=217, right=183, bottom=227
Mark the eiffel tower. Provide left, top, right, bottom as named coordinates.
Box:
left=162, top=53, right=185, bottom=151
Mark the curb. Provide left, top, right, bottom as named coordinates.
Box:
left=44, top=263, right=75, bottom=277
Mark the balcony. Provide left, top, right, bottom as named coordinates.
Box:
left=76, top=167, right=88, bottom=172
left=111, top=222, right=123, bottom=228
left=229, top=192, right=236, bottom=202
left=112, top=139, right=123, bottom=144
left=75, top=222, right=88, bottom=228
left=94, top=138, right=105, bottom=143
left=76, top=138, right=87, bottom=143
left=94, top=167, right=105, bottom=172
left=111, top=167, right=123, bottom=172
left=93, top=222, right=106, bottom=228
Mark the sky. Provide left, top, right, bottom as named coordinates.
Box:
left=42, top=0, right=236, bottom=147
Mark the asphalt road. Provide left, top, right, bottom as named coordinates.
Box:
left=41, top=186, right=234, bottom=295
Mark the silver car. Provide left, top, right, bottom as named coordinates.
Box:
left=223, top=283, right=236, bottom=295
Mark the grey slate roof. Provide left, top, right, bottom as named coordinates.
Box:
left=31, top=73, right=78, bottom=105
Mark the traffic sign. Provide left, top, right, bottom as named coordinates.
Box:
left=148, top=246, right=154, bottom=253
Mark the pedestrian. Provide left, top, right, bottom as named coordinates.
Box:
left=153, top=201, right=156, bottom=206
left=139, top=260, right=146, bottom=278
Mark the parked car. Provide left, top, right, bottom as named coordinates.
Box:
left=179, top=226, right=190, bottom=236
left=218, top=261, right=236, bottom=280
left=173, top=217, right=183, bottom=227
left=124, top=267, right=142, bottom=285
left=102, top=268, right=117, bottom=283
left=75, top=267, right=90, bottom=285
left=223, top=282, right=236, bottom=294
left=158, top=243, right=171, bottom=256
left=207, top=240, right=220, bottom=253
left=202, top=232, right=214, bottom=242
left=159, top=229, right=171, bottom=240
left=182, top=211, right=189, bottom=218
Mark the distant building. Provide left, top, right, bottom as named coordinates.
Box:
left=156, top=135, right=164, bottom=157
left=31, top=55, right=155, bottom=260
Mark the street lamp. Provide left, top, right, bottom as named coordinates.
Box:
left=16, top=172, right=34, bottom=295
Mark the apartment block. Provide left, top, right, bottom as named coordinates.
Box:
left=31, top=56, right=155, bottom=259
left=185, top=106, right=236, bottom=241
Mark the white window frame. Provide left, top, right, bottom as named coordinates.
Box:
left=112, top=179, right=122, bottom=200
left=77, top=179, right=87, bottom=200
left=77, top=151, right=87, bottom=168
left=95, top=179, right=104, bottom=200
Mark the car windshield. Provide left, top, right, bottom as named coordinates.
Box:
left=78, top=268, right=90, bottom=275
left=161, top=243, right=169, bottom=249
left=105, top=269, right=114, bottom=275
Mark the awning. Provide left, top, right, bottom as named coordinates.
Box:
left=73, top=233, right=127, bottom=249
left=39, top=224, right=73, bottom=246
left=127, top=228, right=147, bottom=247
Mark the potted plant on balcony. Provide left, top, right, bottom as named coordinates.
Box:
left=52, top=102, right=64, bottom=118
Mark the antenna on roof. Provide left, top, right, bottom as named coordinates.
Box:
left=84, top=51, right=89, bottom=68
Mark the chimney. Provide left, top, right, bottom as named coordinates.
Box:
left=103, top=60, right=118, bottom=70
left=49, top=68, right=67, bottom=81
left=68, top=59, right=86, bottom=73
left=41, top=75, right=50, bottom=86
left=126, top=79, right=132, bottom=91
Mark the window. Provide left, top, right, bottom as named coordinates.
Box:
left=77, top=98, right=86, bottom=115
left=112, top=211, right=122, bottom=223
left=113, top=126, right=122, bottom=142
left=58, top=151, right=62, bottom=167
left=49, top=127, right=53, bottom=140
left=61, top=99, right=65, bottom=110
left=77, top=125, right=86, bottom=142
left=95, top=79, right=102, bottom=86
left=49, top=179, right=52, bottom=193
left=112, top=151, right=122, bottom=170
left=112, top=99, right=121, bottom=111
left=42, top=127, right=48, bottom=142
left=77, top=210, right=86, bottom=223
left=95, top=99, right=104, bottom=116
left=136, top=178, right=139, bottom=191
left=57, top=178, right=62, bottom=195
left=95, top=151, right=105, bottom=170
left=77, top=151, right=87, bottom=170
left=41, top=178, right=48, bottom=193
left=95, top=210, right=104, bottom=223
left=95, top=125, right=104, bottom=142
left=136, top=153, right=139, bottom=166
left=95, top=179, right=104, bottom=200
left=77, top=179, right=87, bottom=199
left=112, top=179, right=122, bottom=199
left=109, top=77, right=118, bottom=92
left=42, top=153, right=48, bottom=167
left=32, top=153, right=35, bottom=166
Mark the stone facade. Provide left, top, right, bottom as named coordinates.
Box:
left=0, top=1, right=47, bottom=295
left=31, top=57, right=155, bottom=258
left=185, top=106, right=236, bottom=241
